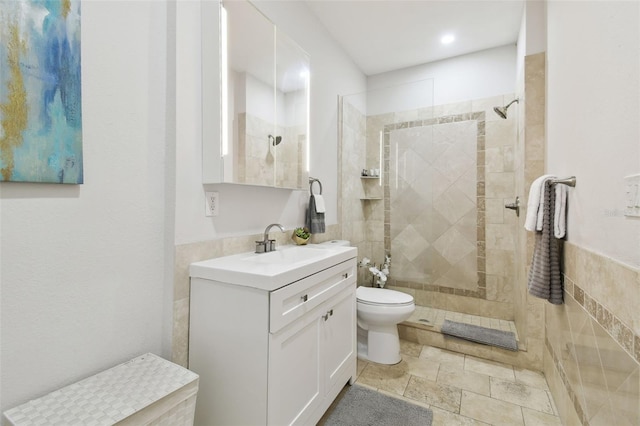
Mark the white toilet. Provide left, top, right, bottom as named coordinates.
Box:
left=356, top=286, right=415, bottom=364
left=318, top=240, right=415, bottom=365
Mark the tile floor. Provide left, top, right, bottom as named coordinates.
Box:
left=327, top=340, right=563, bottom=425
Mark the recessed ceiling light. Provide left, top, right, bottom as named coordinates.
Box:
left=441, top=34, right=455, bottom=45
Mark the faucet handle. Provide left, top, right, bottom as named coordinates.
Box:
left=255, top=241, right=267, bottom=253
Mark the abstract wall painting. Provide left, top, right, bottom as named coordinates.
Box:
left=0, top=0, right=83, bottom=184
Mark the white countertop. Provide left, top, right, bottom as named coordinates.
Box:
left=189, top=244, right=357, bottom=291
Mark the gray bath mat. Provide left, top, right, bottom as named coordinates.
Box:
left=322, top=384, right=433, bottom=426
left=441, top=320, right=518, bottom=351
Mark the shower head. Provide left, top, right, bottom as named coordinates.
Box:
left=493, top=99, right=519, bottom=119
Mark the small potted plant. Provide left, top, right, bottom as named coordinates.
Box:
left=292, top=227, right=311, bottom=245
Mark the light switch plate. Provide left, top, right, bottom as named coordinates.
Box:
left=624, top=174, right=640, bottom=217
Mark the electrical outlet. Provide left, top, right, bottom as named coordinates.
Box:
left=624, top=174, right=640, bottom=217
left=205, top=191, right=219, bottom=217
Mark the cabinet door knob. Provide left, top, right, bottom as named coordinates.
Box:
left=301, top=294, right=308, bottom=302
left=329, top=309, right=333, bottom=316
left=322, top=313, right=329, bottom=321
left=342, top=273, right=348, bottom=279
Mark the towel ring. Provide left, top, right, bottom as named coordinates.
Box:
left=309, top=177, right=323, bottom=195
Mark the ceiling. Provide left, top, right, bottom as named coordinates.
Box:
left=305, top=0, right=525, bottom=76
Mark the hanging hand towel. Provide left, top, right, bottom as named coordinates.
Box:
left=525, top=175, right=555, bottom=232
left=306, top=195, right=325, bottom=234
left=554, top=184, right=567, bottom=238
left=313, top=194, right=326, bottom=213
left=527, top=180, right=563, bottom=304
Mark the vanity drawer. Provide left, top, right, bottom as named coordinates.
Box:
left=269, top=259, right=355, bottom=333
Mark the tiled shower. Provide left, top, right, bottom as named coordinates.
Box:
left=339, top=82, right=520, bottom=333
left=338, top=57, right=640, bottom=425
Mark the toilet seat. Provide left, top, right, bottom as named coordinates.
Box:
left=356, top=287, right=414, bottom=307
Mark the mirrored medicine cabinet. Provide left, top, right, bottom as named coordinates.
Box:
left=202, top=0, right=310, bottom=189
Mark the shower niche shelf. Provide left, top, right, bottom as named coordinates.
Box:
left=360, top=174, right=382, bottom=200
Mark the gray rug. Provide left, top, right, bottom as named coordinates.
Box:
left=322, top=384, right=433, bottom=426
left=441, top=320, right=518, bottom=351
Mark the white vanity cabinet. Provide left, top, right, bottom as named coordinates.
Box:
left=189, top=247, right=357, bottom=426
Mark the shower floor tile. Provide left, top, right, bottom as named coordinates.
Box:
left=404, top=305, right=519, bottom=342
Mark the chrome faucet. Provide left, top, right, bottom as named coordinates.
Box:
left=256, top=223, right=285, bottom=253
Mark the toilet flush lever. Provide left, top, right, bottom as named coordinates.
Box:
left=504, top=196, right=520, bottom=217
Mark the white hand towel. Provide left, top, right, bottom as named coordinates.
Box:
left=554, top=184, right=567, bottom=238
left=525, top=174, right=555, bottom=231
left=313, top=194, right=326, bottom=213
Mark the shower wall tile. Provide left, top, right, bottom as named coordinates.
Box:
left=485, top=198, right=506, bottom=224
left=524, top=123, right=545, bottom=162
left=486, top=275, right=513, bottom=303
left=485, top=172, right=515, bottom=198
left=471, top=96, right=505, bottom=122
left=485, top=147, right=505, bottom=172
left=486, top=248, right=514, bottom=277
left=485, top=120, right=516, bottom=149
left=486, top=223, right=516, bottom=251
left=524, top=54, right=546, bottom=127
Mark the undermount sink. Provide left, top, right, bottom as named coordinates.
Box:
left=190, top=244, right=357, bottom=291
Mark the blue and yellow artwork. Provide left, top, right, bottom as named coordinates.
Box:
left=0, top=0, right=82, bottom=184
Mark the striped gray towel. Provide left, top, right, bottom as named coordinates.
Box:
left=527, top=180, right=563, bottom=304
left=305, top=195, right=325, bottom=234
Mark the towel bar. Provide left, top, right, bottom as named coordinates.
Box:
left=550, top=176, right=576, bottom=187
left=309, top=177, right=323, bottom=194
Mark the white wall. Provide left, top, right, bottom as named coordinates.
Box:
left=367, top=44, right=517, bottom=107
left=546, top=0, right=640, bottom=268
left=516, top=1, right=547, bottom=83
left=0, top=0, right=171, bottom=411
left=175, top=0, right=366, bottom=245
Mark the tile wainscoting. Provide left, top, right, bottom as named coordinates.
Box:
left=544, top=241, right=639, bottom=425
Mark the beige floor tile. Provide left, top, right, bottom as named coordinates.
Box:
left=465, top=355, right=515, bottom=381
left=522, top=407, right=562, bottom=425
left=355, top=360, right=411, bottom=396
left=460, top=390, right=524, bottom=425
left=377, top=388, right=431, bottom=410
left=420, top=345, right=465, bottom=369
left=437, top=365, right=491, bottom=396
left=400, top=339, right=423, bottom=357
left=356, top=359, right=368, bottom=378
left=514, top=367, right=550, bottom=390
left=490, top=377, right=554, bottom=414
left=402, top=354, right=440, bottom=381
left=404, top=375, right=462, bottom=413
left=546, top=391, right=559, bottom=416
left=430, top=406, right=491, bottom=425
